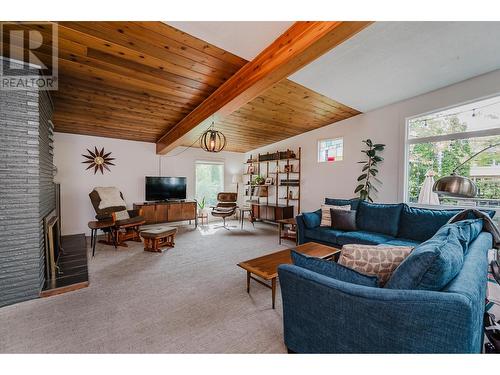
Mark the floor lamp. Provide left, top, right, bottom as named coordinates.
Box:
left=432, top=142, right=500, bottom=284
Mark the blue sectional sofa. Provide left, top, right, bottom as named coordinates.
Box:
left=296, top=198, right=494, bottom=248
left=279, top=199, right=496, bottom=353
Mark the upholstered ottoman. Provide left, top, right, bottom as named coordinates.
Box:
left=140, top=226, right=177, bottom=253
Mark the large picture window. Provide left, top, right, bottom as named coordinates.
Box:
left=195, top=161, right=224, bottom=206
left=405, top=95, right=500, bottom=209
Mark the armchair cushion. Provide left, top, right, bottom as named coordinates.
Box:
left=291, top=250, right=379, bottom=287
left=114, top=210, right=130, bottom=221
left=302, top=210, right=321, bottom=229
left=356, top=201, right=403, bottom=237
left=94, top=187, right=126, bottom=209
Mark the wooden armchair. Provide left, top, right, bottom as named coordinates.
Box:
left=89, top=188, right=146, bottom=247
left=211, top=192, right=238, bottom=229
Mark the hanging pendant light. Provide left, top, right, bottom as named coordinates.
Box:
left=200, top=121, right=226, bottom=153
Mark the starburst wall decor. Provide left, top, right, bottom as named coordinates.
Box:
left=82, top=147, right=116, bottom=174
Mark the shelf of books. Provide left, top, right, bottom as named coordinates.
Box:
left=242, top=147, right=301, bottom=216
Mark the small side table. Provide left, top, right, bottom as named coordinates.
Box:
left=198, top=212, right=209, bottom=226
left=277, top=218, right=297, bottom=245
left=239, top=207, right=254, bottom=229
left=88, top=220, right=116, bottom=257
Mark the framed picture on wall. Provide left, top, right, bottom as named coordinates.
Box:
left=264, top=177, right=273, bottom=185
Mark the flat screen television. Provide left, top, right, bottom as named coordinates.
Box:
left=145, top=176, right=187, bottom=201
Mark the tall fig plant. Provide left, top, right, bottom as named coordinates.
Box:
left=354, top=139, right=385, bottom=202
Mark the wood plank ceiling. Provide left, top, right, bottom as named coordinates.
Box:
left=1, top=22, right=361, bottom=152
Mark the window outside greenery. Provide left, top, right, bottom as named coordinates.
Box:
left=195, top=162, right=224, bottom=206
left=406, top=96, right=500, bottom=207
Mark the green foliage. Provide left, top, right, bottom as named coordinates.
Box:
left=195, top=164, right=224, bottom=206
left=253, top=175, right=265, bottom=185
left=355, top=139, right=385, bottom=202
left=197, top=197, right=206, bottom=210
left=407, top=116, right=500, bottom=202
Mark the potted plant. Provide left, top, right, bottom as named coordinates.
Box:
left=197, top=197, right=207, bottom=215
left=354, top=139, right=385, bottom=202
left=253, top=175, right=265, bottom=185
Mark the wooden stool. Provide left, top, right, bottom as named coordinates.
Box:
left=140, top=226, right=178, bottom=253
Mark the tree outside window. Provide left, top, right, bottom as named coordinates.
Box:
left=406, top=96, right=500, bottom=207
left=195, top=162, right=224, bottom=206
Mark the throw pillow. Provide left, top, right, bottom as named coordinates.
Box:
left=302, top=210, right=321, bottom=229
left=330, top=209, right=357, bottom=231
left=339, top=244, right=413, bottom=285
left=385, top=225, right=465, bottom=291
left=95, top=187, right=127, bottom=209
left=321, top=204, right=350, bottom=227
left=291, top=250, right=379, bottom=287
left=114, top=210, right=130, bottom=221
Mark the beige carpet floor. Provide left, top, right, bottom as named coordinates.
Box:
left=0, top=220, right=290, bottom=353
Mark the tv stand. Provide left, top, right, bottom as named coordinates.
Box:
left=133, top=200, right=197, bottom=227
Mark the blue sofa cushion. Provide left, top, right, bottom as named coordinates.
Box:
left=337, top=231, right=394, bottom=246
left=398, top=205, right=463, bottom=242
left=304, top=227, right=344, bottom=245
left=357, top=201, right=403, bottom=237
left=383, top=238, right=421, bottom=247
left=291, top=250, right=379, bottom=287
left=325, top=198, right=360, bottom=210
left=385, top=225, right=465, bottom=291
left=440, top=219, right=484, bottom=253
left=302, top=209, right=321, bottom=229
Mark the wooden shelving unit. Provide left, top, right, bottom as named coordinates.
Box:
left=243, top=148, right=301, bottom=222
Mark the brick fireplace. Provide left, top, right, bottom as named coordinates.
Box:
left=0, top=58, right=55, bottom=307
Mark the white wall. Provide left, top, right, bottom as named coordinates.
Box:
left=54, top=133, right=245, bottom=235
left=246, top=69, right=500, bottom=212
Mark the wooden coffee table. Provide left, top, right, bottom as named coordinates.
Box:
left=237, top=242, right=341, bottom=309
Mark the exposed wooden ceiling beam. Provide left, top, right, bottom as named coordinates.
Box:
left=156, top=21, right=372, bottom=154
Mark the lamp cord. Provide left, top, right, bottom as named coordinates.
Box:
left=161, top=115, right=217, bottom=158
left=452, top=142, right=500, bottom=174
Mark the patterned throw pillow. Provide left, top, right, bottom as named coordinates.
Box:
left=339, top=244, right=414, bottom=285
left=114, top=210, right=130, bottom=221
left=320, top=204, right=350, bottom=226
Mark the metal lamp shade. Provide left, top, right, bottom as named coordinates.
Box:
left=432, top=174, right=477, bottom=198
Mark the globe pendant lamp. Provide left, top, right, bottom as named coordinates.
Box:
left=200, top=124, right=226, bottom=153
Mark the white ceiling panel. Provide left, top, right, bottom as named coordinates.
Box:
left=289, top=22, right=500, bottom=112
left=166, top=21, right=293, bottom=60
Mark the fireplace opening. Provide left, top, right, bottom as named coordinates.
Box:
left=44, top=209, right=62, bottom=285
